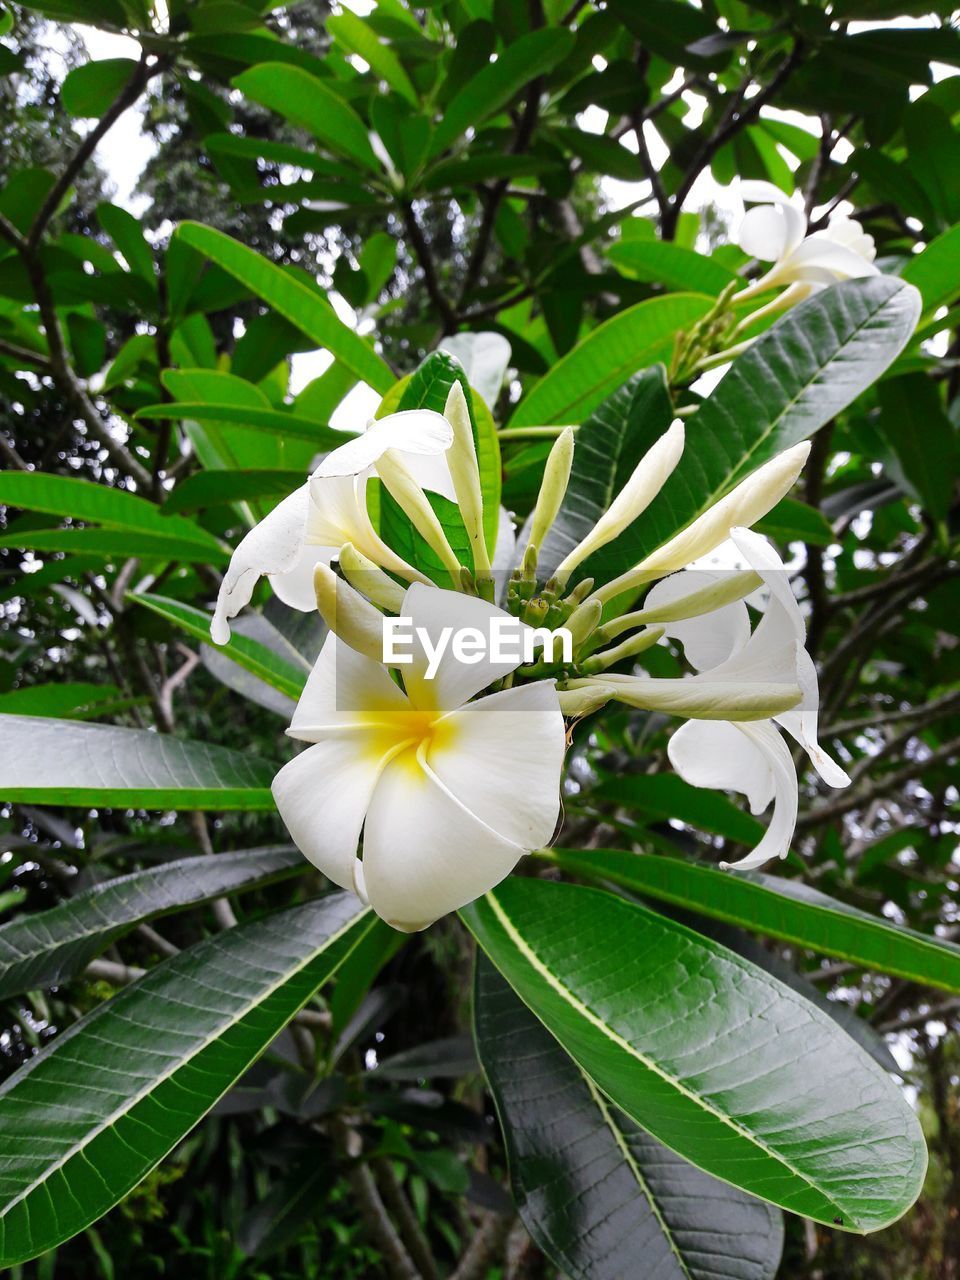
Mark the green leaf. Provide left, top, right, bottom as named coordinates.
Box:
left=60, top=58, right=135, bottom=117
left=232, top=63, right=380, bottom=172
left=754, top=497, right=835, bottom=546
left=431, top=28, right=575, bottom=156
left=877, top=373, right=956, bottom=520
left=0, top=893, right=373, bottom=1265
left=97, top=201, right=155, bottom=283
left=585, top=276, right=921, bottom=583
left=130, top=592, right=309, bottom=700
left=532, top=366, right=675, bottom=579
left=900, top=224, right=960, bottom=312
left=608, top=240, right=737, bottom=296
left=461, top=878, right=926, bottom=1232
left=595, top=771, right=765, bottom=845
left=0, top=527, right=230, bottom=565
left=0, top=471, right=224, bottom=554
left=238, top=1155, right=334, bottom=1259
left=0, top=683, right=123, bottom=720
left=327, top=10, right=418, bottom=105
left=175, top=223, right=394, bottom=393
left=378, top=350, right=501, bottom=554
left=508, top=295, right=713, bottom=429
left=135, top=402, right=349, bottom=449
left=548, top=849, right=960, bottom=994
left=475, top=955, right=784, bottom=1280
left=0, top=847, right=303, bottom=999
left=0, top=715, right=277, bottom=810
left=163, top=470, right=307, bottom=514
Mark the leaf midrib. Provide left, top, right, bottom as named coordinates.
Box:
left=485, top=892, right=845, bottom=1218
left=0, top=906, right=372, bottom=1221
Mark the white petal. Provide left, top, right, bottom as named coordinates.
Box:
left=729, top=528, right=849, bottom=788
left=739, top=182, right=807, bottom=257
left=397, top=447, right=457, bottom=502
left=669, top=719, right=799, bottom=871
left=439, top=332, right=512, bottom=408
left=272, top=738, right=386, bottom=893
left=739, top=179, right=796, bottom=206
left=493, top=506, right=517, bottom=574
left=738, top=204, right=792, bottom=263
left=429, top=681, right=564, bottom=847
left=212, top=483, right=311, bottom=644
left=361, top=749, right=524, bottom=930
left=289, top=633, right=409, bottom=740
left=643, top=569, right=749, bottom=671
left=668, top=718, right=775, bottom=814
left=307, top=472, right=423, bottom=581
left=314, top=410, right=453, bottom=479
left=270, top=544, right=336, bottom=611
left=400, top=583, right=529, bottom=711
left=783, top=237, right=879, bottom=282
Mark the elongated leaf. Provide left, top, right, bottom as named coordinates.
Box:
left=0, top=471, right=223, bottom=552
left=900, top=223, right=960, bottom=312
left=461, top=879, right=926, bottom=1231
left=508, top=295, right=712, bottom=429
left=0, top=893, right=373, bottom=1265
left=0, top=683, right=122, bottom=720
left=135, top=401, right=349, bottom=449
left=0, top=527, right=230, bottom=564
left=164, top=469, right=307, bottom=514
left=327, top=10, right=417, bottom=105
left=0, top=715, right=276, bottom=809
left=585, top=276, right=921, bottom=582
left=549, top=849, right=960, bottom=994
left=233, top=63, right=380, bottom=171
left=594, top=772, right=765, bottom=845
left=130, top=592, right=308, bottom=700
left=431, top=28, right=575, bottom=156
left=608, top=241, right=737, bottom=296
left=60, top=57, right=135, bottom=117
left=0, top=847, right=303, bottom=998
left=475, top=956, right=784, bottom=1280
left=532, top=366, right=675, bottom=578
left=175, top=223, right=395, bottom=393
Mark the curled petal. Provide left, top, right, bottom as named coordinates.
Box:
left=270, top=545, right=336, bottom=611
left=361, top=748, right=525, bottom=931
left=272, top=737, right=388, bottom=893
left=430, top=681, right=564, bottom=848
left=784, top=236, right=879, bottom=283
left=212, top=483, right=315, bottom=645
left=669, top=719, right=799, bottom=871
left=642, top=569, right=750, bottom=670
left=739, top=204, right=793, bottom=264
left=313, top=410, right=453, bottom=479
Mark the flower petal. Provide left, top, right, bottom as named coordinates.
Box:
left=738, top=204, right=792, bottom=263
left=289, top=633, right=409, bottom=741
left=730, top=528, right=849, bottom=788
left=669, top=719, right=799, bottom=871
left=642, top=569, right=750, bottom=671
left=270, top=544, right=336, bottom=611
left=307, top=472, right=424, bottom=582
left=429, top=681, right=564, bottom=847
left=784, top=236, right=879, bottom=282
left=400, top=582, right=530, bottom=711
left=439, top=332, right=511, bottom=408
left=361, top=749, right=524, bottom=930
left=272, top=738, right=387, bottom=893
left=211, top=483, right=311, bottom=644
left=314, top=410, right=453, bottom=479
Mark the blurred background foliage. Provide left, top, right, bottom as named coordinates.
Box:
left=0, top=0, right=958, bottom=1276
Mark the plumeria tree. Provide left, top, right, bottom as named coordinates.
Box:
left=0, top=1, right=959, bottom=1278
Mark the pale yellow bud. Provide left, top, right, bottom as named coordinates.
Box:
left=557, top=682, right=614, bottom=718
left=338, top=542, right=406, bottom=613
left=528, top=426, right=575, bottom=564
left=314, top=563, right=388, bottom=663
left=376, top=451, right=464, bottom=583
left=443, top=382, right=491, bottom=576
left=580, top=627, right=664, bottom=674
left=566, top=598, right=602, bottom=649
left=600, top=570, right=762, bottom=642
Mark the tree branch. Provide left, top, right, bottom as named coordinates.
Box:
left=400, top=200, right=458, bottom=334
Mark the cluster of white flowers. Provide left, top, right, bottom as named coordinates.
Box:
left=209, top=186, right=857, bottom=930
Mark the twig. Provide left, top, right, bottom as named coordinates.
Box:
left=825, top=689, right=960, bottom=739
left=136, top=923, right=179, bottom=958
left=85, top=957, right=146, bottom=984
left=375, top=1159, right=440, bottom=1280
left=400, top=201, right=458, bottom=334
left=0, top=337, right=51, bottom=370
left=27, top=52, right=155, bottom=248
left=157, top=644, right=200, bottom=729
left=332, top=1117, right=423, bottom=1280
left=877, top=999, right=960, bottom=1034
left=451, top=1213, right=514, bottom=1280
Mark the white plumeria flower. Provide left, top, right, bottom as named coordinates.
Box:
left=211, top=409, right=452, bottom=644
left=644, top=525, right=849, bottom=872
left=735, top=179, right=878, bottom=301
left=272, top=584, right=565, bottom=931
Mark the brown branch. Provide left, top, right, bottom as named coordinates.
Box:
left=400, top=200, right=458, bottom=334
left=451, top=1213, right=514, bottom=1280
left=0, top=336, right=51, bottom=370
left=333, top=1118, right=423, bottom=1280
left=825, top=689, right=960, bottom=740
left=374, top=1159, right=440, bottom=1280
left=27, top=52, right=155, bottom=248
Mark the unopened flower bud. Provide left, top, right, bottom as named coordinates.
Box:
left=314, top=563, right=387, bottom=663
left=338, top=542, right=406, bottom=613
left=527, top=427, right=575, bottom=571
left=376, top=451, right=464, bottom=582
left=566, top=598, right=602, bottom=649
left=444, top=382, right=491, bottom=576
left=580, top=626, right=664, bottom=674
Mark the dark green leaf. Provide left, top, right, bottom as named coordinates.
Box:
left=475, top=955, right=784, bottom=1280
left=0, top=715, right=277, bottom=809
left=60, top=58, right=136, bottom=117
